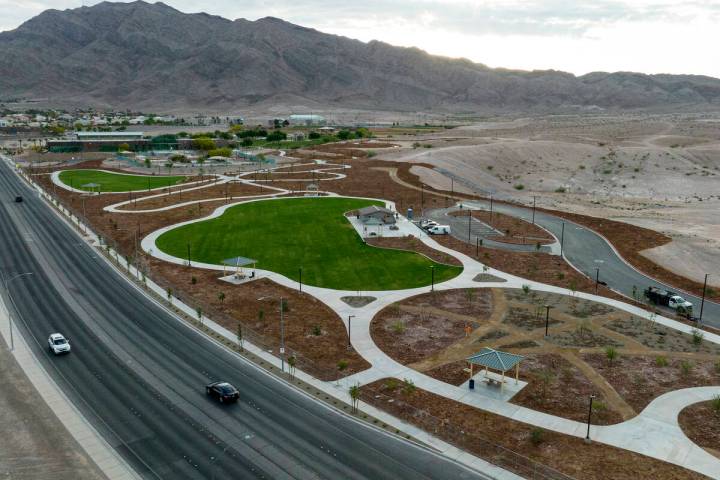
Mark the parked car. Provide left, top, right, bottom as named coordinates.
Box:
left=644, top=287, right=693, bottom=316
left=15, top=196, right=22, bottom=203
left=427, top=225, right=451, bottom=235
left=47, top=333, right=71, bottom=355
left=420, top=220, right=438, bottom=230
left=205, top=381, right=240, bottom=403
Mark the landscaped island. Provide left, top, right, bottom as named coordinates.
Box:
left=59, top=169, right=186, bottom=192
left=155, top=197, right=462, bottom=290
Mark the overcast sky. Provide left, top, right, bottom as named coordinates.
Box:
left=1, top=0, right=719, bottom=78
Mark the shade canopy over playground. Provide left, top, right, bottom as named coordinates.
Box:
left=467, top=348, right=524, bottom=391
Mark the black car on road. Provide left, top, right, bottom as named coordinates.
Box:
left=206, top=381, right=240, bottom=403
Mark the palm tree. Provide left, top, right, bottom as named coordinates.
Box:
left=349, top=383, right=361, bottom=413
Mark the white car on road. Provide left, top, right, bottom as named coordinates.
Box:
left=48, top=333, right=71, bottom=355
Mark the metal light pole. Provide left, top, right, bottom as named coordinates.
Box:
left=187, top=242, right=191, bottom=267
left=280, top=296, right=285, bottom=372
left=585, top=394, right=596, bottom=442
left=347, top=315, right=355, bottom=350
left=544, top=305, right=552, bottom=337
left=489, top=195, right=494, bottom=225
left=430, top=265, right=435, bottom=292
left=2, top=272, right=34, bottom=351
left=595, top=267, right=600, bottom=294
left=467, top=209, right=472, bottom=242
left=532, top=195, right=537, bottom=224
left=699, top=274, right=709, bottom=323
left=298, top=267, right=303, bottom=292
left=560, top=221, right=565, bottom=257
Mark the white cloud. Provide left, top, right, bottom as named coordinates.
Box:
left=1, top=0, right=719, bottom=77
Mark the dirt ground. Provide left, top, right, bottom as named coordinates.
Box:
left=366, top=236, right=462, bottom=266
left=0, top=342, right=106, bottom=480
left=374, top=114, right=720, bottom=296
left=371, top=287, right=720, bottom=424
left=583, top=354, right=720, bottom=413
left=449, top=209, right=555, bottom=245
left=678, top=401, right=720, bottom=458
left=362, top=379, right=705, bottom=480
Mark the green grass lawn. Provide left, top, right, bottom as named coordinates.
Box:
left=155, top=197, right=462, bottom=291
left=59, top=169, right=186, bottom=192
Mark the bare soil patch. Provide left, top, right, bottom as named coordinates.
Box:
left=605, top=316, right=720, bottom=355
left=371, top=289, right=494, bottom=365
left=510, top=354, right=624, bottom=425
left=366, top=236, right=462, bottom=266
left=582, top=354, right=720, bottom=412
left=116, top=181, right=267, bottom=211
left=362, top=379, right=705, bottom=480
left=678, top=401, right=720, bottom=458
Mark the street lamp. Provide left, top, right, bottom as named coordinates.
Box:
left=430, top=265, right=435, bottom=292
left=544, top=305, right=552, bottom=337
left=699, top=274, right=709, bottom=323
left=2, top=271, right=34, bottom=351
left=585, top=394, right=596, bottom=442
left=595, top=267, right=600, bottom=294
left=531, top=195, right=537, bottom=224
left=298, top=267, right=303, bottom=292
left=347, top=315, right=355, bottom=350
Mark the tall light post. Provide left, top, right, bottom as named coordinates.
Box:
left=560, top=221, right=565, bottom=257
left=544, top=305, right=552, bottom=337
left=2, top=271, right=34, bottom=351
left=347, top=315, right=355, bottom=350
left=280, top=296, right=285, bottom=372
left=298, top=267, right=303, bottom=292
left=699, top=274, right=709, bottom=323
left=585, top=394, right=596, bottom=442
left=430, top=265, right=435, bottom=292
left=595, top=267, right=600, bottom=294
left=531, top=195, right=537, bottom=224
left=467, top=208, right=472, bottom=243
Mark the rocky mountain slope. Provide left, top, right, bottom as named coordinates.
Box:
left=1, top=1, right=719, bottom=112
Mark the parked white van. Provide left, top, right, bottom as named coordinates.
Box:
left=427, top=225, right=451, bottom=235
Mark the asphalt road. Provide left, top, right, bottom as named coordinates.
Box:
left=459, top=199, right=719, bottom=327
left=0, top=161, right=486, bottom=479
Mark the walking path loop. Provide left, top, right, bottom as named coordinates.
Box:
left=44, top=158, right=720, bottom=478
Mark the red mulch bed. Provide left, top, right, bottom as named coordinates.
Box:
left=362, top=379, right=704, bottom=480
left=366, top=236, right=462, bottom=266
left=582, top=354, right=720, bottom=412
left=678, top=402, right=720, bottom=457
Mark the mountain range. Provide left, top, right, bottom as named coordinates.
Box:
left=1, top=1, right=720, bottom=113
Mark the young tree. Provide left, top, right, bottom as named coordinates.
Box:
left=349, top=383, right=361, bottom=413
left=217, top=291, right=226, bottom=304
left=236, top=323, right=244, bottom=351
left=287, top=355, right=297, bottom=380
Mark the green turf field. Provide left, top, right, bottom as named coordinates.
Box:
left=155, top=197, right=462, bottom=291
left=59, top=169, right=186, bottom=192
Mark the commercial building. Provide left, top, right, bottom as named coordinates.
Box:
left=288, top=114, right=326, bottom=126
left=46, top=131, right=148, bottom=152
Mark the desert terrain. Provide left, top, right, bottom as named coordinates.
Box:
left=376, top=113, right=720, bottom=287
